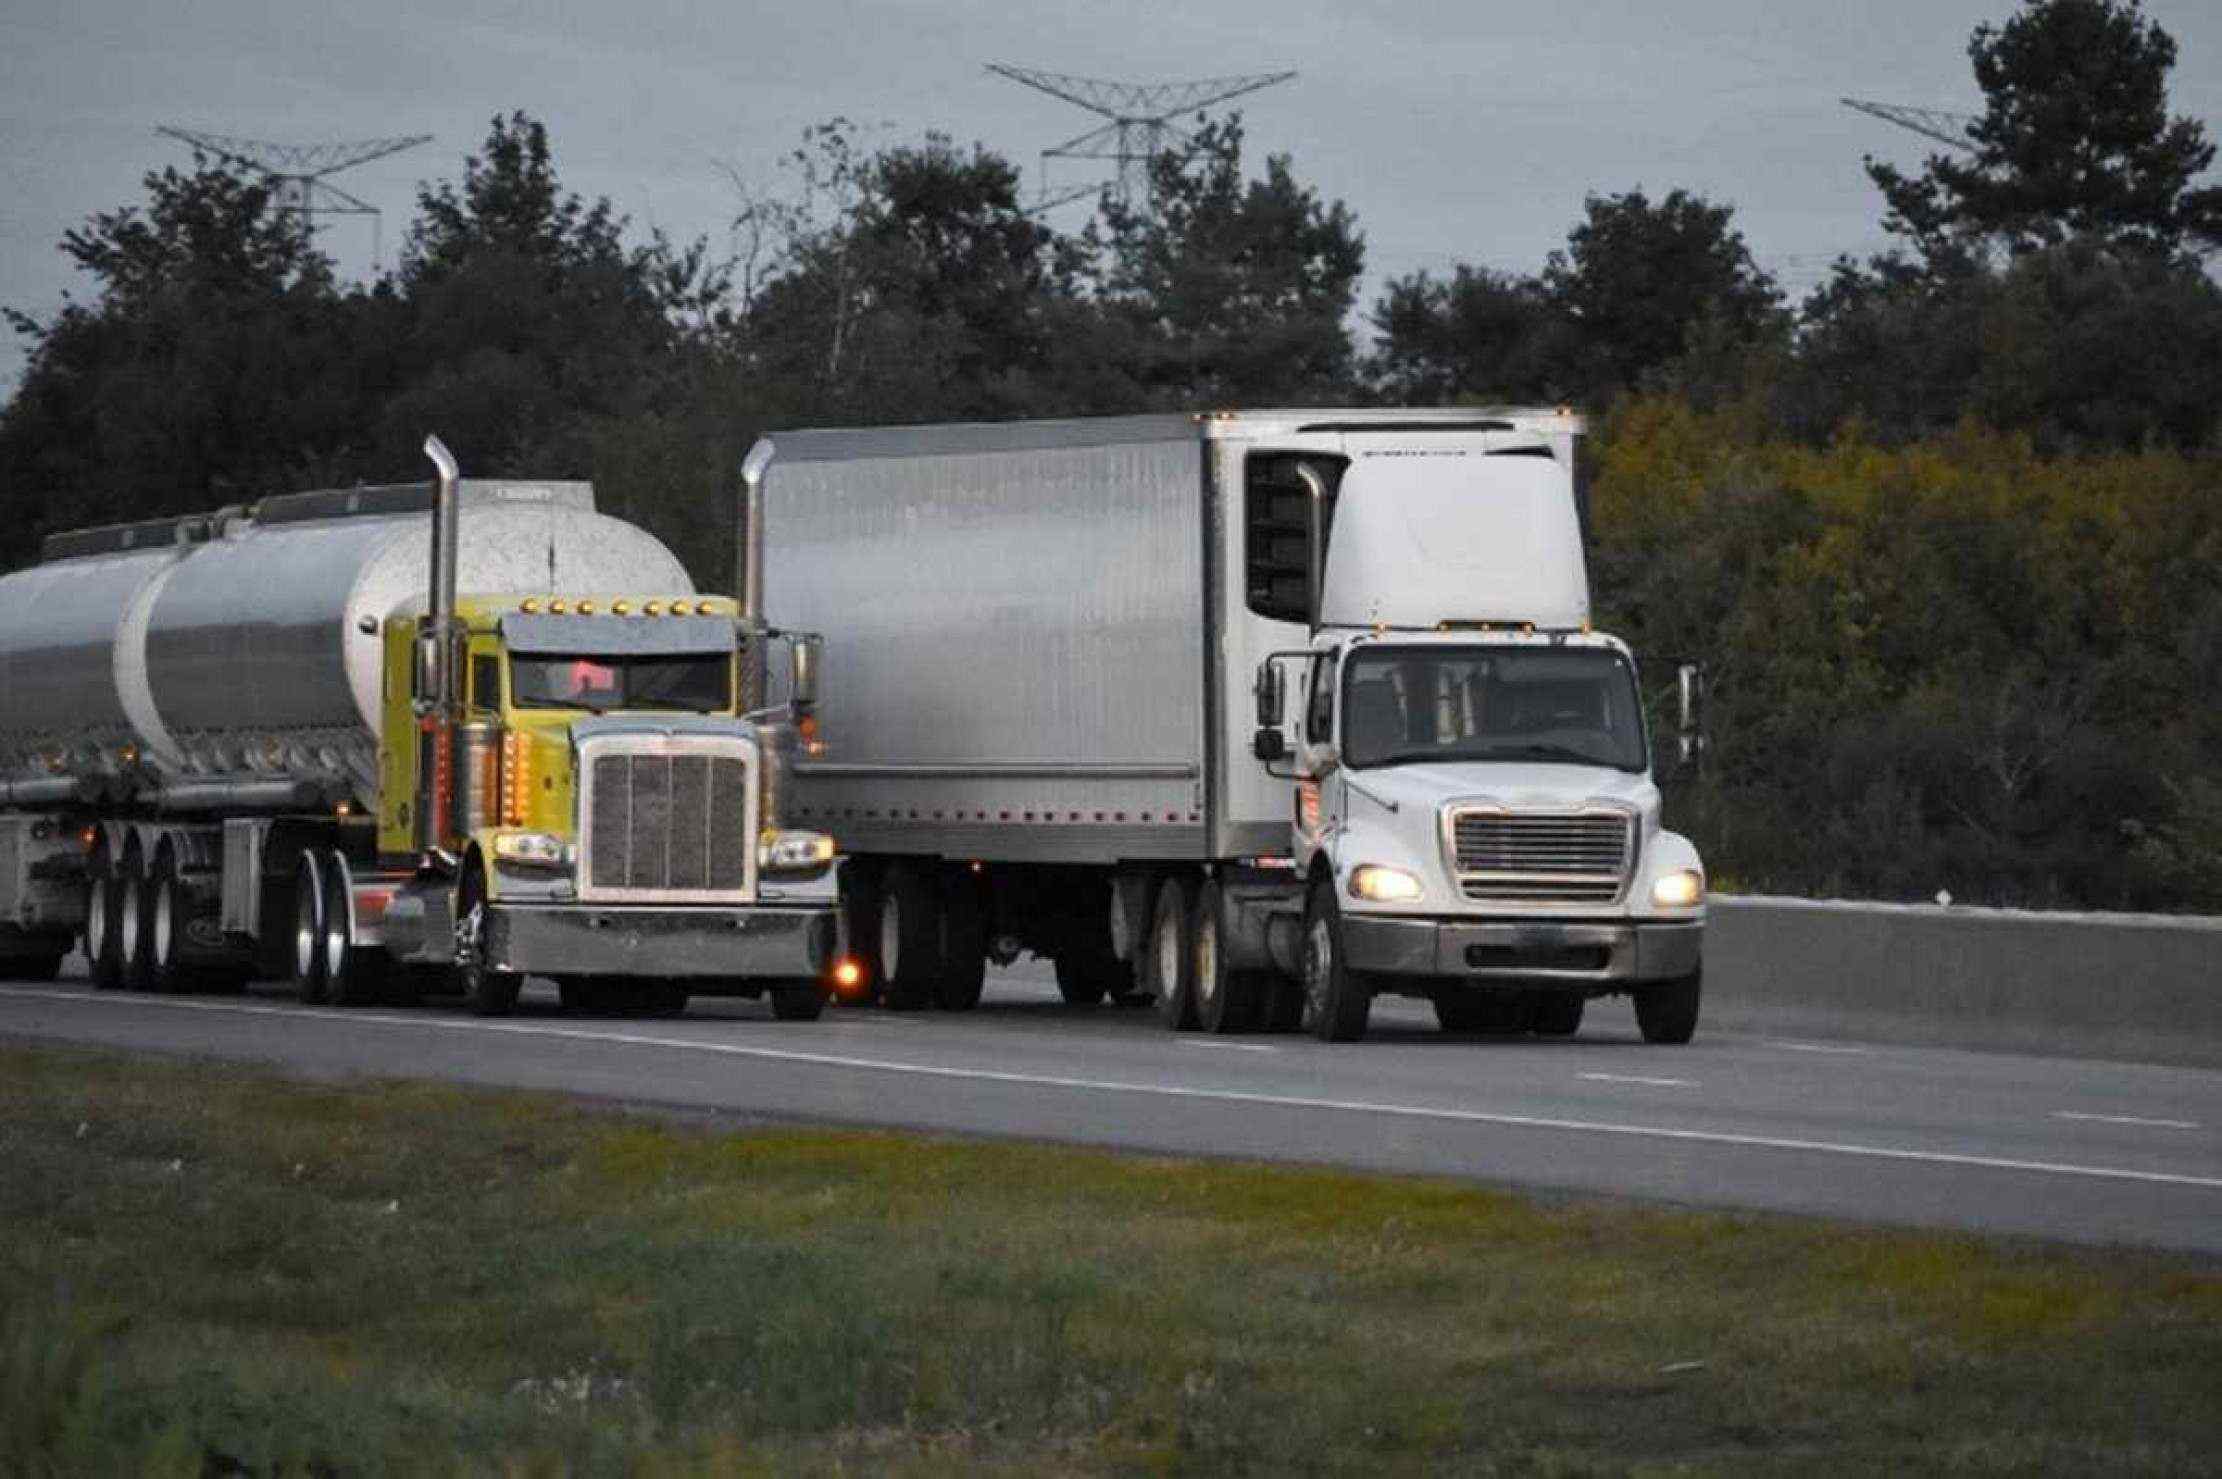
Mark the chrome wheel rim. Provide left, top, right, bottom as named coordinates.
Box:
left=294, top=875, right=318, bottom=984
left=1154, top=901, right=1180, bottom=997
left=85, top=873, right=107, bottom=963
left=152, top=876, right=173, bottom=970
left=879, top=894, right=900, bottom=983
left=1303, top=916, right=1333, bottom=1029
left=1194, top=907, right=1219, bottom=1014
left=118, top=871, right=141, bottom=970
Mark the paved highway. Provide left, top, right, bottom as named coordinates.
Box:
left=5, top=963, right=2218, bottom=1255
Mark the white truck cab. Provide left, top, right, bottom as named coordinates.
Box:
left=1250, top=408, right=1706, bottom=1042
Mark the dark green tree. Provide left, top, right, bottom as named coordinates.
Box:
left=1089, top=117, right=1365, bottom=407
left=1866, top=0, right=2222, bottom=259
left=1365, top=265, right=1569, bottom=405
left=1539, top=188, right=1782, bottom=405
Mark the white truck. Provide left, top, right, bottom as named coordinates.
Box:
left=749, top=408, right=1705, bottom=1041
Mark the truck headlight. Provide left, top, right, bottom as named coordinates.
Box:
left=493, top=830, right=572, bottom=870
left=760, top=829, right=835, bottom=874
left=1651, top=869, right=1705, bottom=908
left=1348, top=864, right=1424, bottom=902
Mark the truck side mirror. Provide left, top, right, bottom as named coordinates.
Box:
left=790, top=635, right=821, bottom=712
left=1676, top=662, right=1706, bottom=771
left=1253, top=727, right=1287, bottom=762
left=1254, top=660, right=1285, bottom=727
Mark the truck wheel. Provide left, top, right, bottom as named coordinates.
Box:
left=769, top=982, right=826, bottom=1021
left=117, top=847, right=153, bottom=991
left=839, top=862, right=887, bottom=1004
left=1301, top=882, right=1372, bottom=1043
left=290, top=851, right=329, bottom=1005
left=1634, top=967, right=1701, bottom=1045
left=935, top=869, right=987, bottom=1011
left=1531, top=993, right=1585, bottom=1037
left=878, top=863, right=942, bottom=1012
left=85, top=853, right=123, bottom=991
left=1052, top=954, right=1107, bottom=1005
left=1193, top=878, right=1262, bottom=1034
left=1145, top=875, right=1199, bottom=1030
left=321, top=851, right=387, bottom=1007
left=455, top=860, right=519, bottom=1017
left=142, top=848, right=192, bottom=994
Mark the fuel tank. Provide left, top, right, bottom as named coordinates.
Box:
left=0, top=481, right=693, bottom=807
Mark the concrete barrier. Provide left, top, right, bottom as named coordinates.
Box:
left=1704, top=895, right=2222, bottom=1068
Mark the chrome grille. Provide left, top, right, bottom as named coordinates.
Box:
left=1448, top=809, right=1632, bottom=904
left=587, top=751, right=749, bottom=894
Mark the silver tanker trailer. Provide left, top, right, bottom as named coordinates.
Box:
left=0, top=438, right=841, bottom=1018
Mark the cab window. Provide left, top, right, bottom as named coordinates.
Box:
left=1306, top=651, right=1339, bottom=745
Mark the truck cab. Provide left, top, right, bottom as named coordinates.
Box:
left=1250, top=409, right=1706, bottom=1042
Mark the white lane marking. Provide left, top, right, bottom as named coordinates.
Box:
left=9, top=986, right=2222, bottom=1193
left=1581, top=1072, right=1696, bottom=1088
left=2052, top=1111, right=2200, bottom=1131
left=1766, top=1041, right=1872, bottom=1056
left=1180, top=1040, right=1280, bottom=1054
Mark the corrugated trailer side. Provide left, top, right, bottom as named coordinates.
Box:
left=763, top=416, right=1214, bottom=866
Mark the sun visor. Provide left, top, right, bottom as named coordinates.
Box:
left=1316, top=454, right=1589, bottom=629
left=501, top=613, right=736, bottom=657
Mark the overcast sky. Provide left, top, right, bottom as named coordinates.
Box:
left=5, top=0, right=2220, bottom=398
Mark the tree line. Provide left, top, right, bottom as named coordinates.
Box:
left=3, top=0, right=2218, bottom=909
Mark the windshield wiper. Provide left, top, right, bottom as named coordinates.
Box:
left=1486, top=742, right=1614, bottom=766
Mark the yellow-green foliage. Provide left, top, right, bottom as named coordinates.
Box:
left=1591, top=396, right=2222, bottom=909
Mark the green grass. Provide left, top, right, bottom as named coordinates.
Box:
left=2, top=1043, right=2217, bottom=1475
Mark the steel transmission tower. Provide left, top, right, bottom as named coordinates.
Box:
left=987, top=63, right=1297, bottom=215
left=156, top=126, right=433, bottom=267
left=1841, top=97, right=1978, bottom=154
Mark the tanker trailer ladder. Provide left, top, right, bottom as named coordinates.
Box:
left=0, top=435, right=844, bottom=1023
left=758, top=408, right=1705, bottom=1042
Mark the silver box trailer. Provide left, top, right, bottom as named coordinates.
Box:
left=759, top=409, right=1705, bottom=1039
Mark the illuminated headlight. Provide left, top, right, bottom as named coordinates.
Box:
left=1348, top=864, right=1424, bottom=903
left=1651, top=869, right=1706, bottom=908
left=493, top=830, right=572, bottom=870
left=760, top=829, right=836, bottom=874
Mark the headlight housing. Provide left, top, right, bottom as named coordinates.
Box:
left=492, top=830, right=572, bottom=870
left=1348, top=864, right=1424, bottom=903
left=1651, top=868, right=1706, bottom=908
left=760, top=829, right=836, bottom=874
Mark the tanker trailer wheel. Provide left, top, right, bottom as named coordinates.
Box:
left=877, top=862, right=943, bottom=1012
left=933, top=867, right=987, bottom=1012
left=85, top=850, right=124, bottom=991
left=455, top=858, right=520, bottom=1017
left=320, top=850, right=387, bottom=1007
left=1301, top=881, right=1372, bottom=1043
left=1634, top=966, right=1701, bottom=1045
left=117, top=844, right=154, bottom=991
left=1192, top=878, right=1264, bottom=1034
left=143, top=846, right=193, bottom=994
left=289, top=851, right=329, bottom=1005
left=1144, top=874, right=1200, bottom=1031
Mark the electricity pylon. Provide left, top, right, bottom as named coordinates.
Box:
left=988, top=63, right=1296, bottom=215
left=156, top=126, right=432, bottom=267
left=1840, top=97, right=1978, bottom=154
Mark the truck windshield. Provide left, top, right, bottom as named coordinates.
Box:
left=1341, top=646, right=1647, bottom=773
left=510, top=653, right=732, bottom=714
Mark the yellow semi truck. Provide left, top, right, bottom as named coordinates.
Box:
left=0, top=437, right=840, bottom=1017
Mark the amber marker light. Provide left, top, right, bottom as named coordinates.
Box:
left=831, top=958, right=865, bottom=997
left=643, top=601, right=664, bottom=616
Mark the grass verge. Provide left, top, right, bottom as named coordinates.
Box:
left=2, top=1041, right=2217, bottom=1474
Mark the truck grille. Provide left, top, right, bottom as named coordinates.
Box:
left=1448, top=809, right=1632, bottom=904
left=586, top=752, right=750, bottom=894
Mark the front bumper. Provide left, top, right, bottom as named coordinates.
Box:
left=1341, top=914, right=1701, bottom=984
left=482, top=903, right=836, bottom=982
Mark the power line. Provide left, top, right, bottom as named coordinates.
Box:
left=1840, top=97, right=1978, bottom=154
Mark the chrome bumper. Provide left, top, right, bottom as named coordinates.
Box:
left=1341, top=915, right=1702, bottom=984
left=482, top=903, right=836, bottom=982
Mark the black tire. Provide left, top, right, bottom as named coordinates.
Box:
left=878, top=863, right=942, bottom=1012
left=839, top=862, right=887, bottom=1003
left=85, top=852, right=124, bottom=991
left=1192, top=878, right=1263, bottom=1035
left=1634, top=967, right=1702, bottom=1045
left=1145, top=874, right=1199, bottom=1031
left=1301, top=882, right=1372, bottom=1043
left=289, top=851, right=329, bottom=1005
left=769, top=983, right=826, bottom=1021
left=1531, top=992, right=1585, bottom=1038
left=934, top=869, right=987, bottom=1012
left=456, top=859, right=520, bottom=1017
left=117, top=847, right=153, bottom=991
left=141, top=849, right=192, bottom=994
left=321, top=850, right=386, bottom=1007
left=1261, top=973, right=1305, bottom=1033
